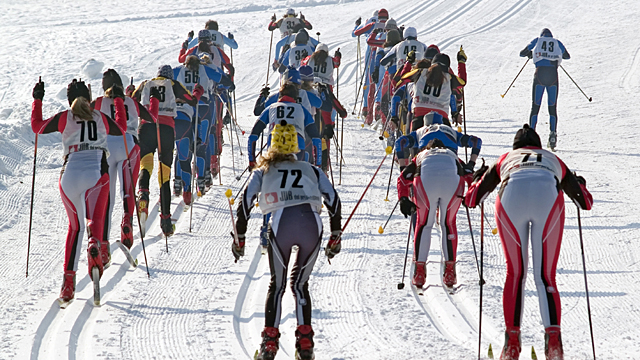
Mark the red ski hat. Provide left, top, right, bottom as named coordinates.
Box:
left=378, top=8, right=389, bottom=20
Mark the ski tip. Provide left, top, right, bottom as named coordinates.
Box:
left=531, top=346, right=538, bottom=360
left=488, top=343, right=494, bottom=359
left=57, top=298, right=73, bottom=309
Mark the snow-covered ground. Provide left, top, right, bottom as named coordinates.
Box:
left=1, top=0, right=639, bottom=359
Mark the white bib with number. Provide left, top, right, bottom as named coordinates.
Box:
left=258, top=161, right=322, bottom=214
left=279, top=18, right=301, bottom=38
left=533, top=37, right=563, bottom=64
left=267, top=102, right=307, bottom=139
left=288, top=44, right=313, bottom=69
left=141, top=78, right=178, bottom=117
left=500, top=148, right=562, bottom=180
left=62, top=110, right=109, bottom=156
left=413, top=70, right=451, bottom=112
left=174, top=65, right=209, bottom=101
left=308, top=57, right=334, bottom=85
left=395, top=40, right=426, bottom=67
left=97, top=96, right=139, bottom=136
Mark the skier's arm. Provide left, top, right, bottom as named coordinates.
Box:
left=303, top=111, right=322, bottom=166
left=178, top=46, right=197, bottom=63
left=31, top=101, right=64, bottom=134
left=105, top=96, right=127, bottom=135
left=134, top=98, right=157, bottom=123
left=268, top=18, right=283, bottom=32
left=457, top=133, right=482, bottom=164
left=560, top=165, right=593, bottom=210
left=203, top=66, right=235, bottom=90
left=558, top=40, right=570, bottom=60
left=173, top=80, right=202, bottom=106
left=236, top=170, right=264, bottom=235
left=315, top=167, right=342, bottom=231
left=248, top=111, right=270, bottom=162
left=307, top=91, right=322, bottom=109
left=380, top=46, right=396, bottom=67
left=520, top=38, right=537, bottom=58
left=397, top=160, right=417, bottom=199
left=465, top=158, right=503, bottom=208
left=223, top=33, right=239, bottom=49
left=353, top=21, right=375, bottom=37
left=390, top=86, right=406, bottom=117
left=367, top=30, right=385, bottom=48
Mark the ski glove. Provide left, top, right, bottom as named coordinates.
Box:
left=32, top=81, right=45, bottom=100
left=574, top=172, right=586, bottom=185
left=188, top=30, right=194, bottom=39
left=325, top=230, right=342, bottom=259
left=300, top=13, right=305, bottom=21
left=220, top=75, right=235, bottom=91
left=520, top=47, right=533, bottom=59
left=228, top=32, right=234, bottom=40
left=472, top=159, right=488, bottom=183
left=334, top=49, right=342, bottom=59
left=260, top=86, right=270, bottom=98
left=457, top=48, right=467, bottom=63
left=231, top=232, right=246, bottom=262
left=324, top=124, right=335, bottom=139
left=406, top=50, right=416, bottom=64
left=271, top=14, right=277, bottom=22
left=150, top=86, right=162, bottom=100
left=462, top=160, right=475, bottom=175
left=390, top=116, right=400, bottom=127
left=355, top=17, right=361, bottom=27
left=125, top=84, right=136, bottom=97
left=109, top=85, right=125, bottom=100
left=399, top=196, right=417, bottom=218
left=182, top=40, right=189, bottom=50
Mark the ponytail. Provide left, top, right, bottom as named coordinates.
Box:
left=70, top=97, right=93, bottom=121
left=425, top=63, right=445, bottom=87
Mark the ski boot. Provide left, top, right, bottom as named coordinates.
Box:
left=256, top=326, right=280, bottom=360
left=183, top=190, right=193, bottom=206
left=173, top=179, right=183, bottom=197
left=59, top=270, right=76, bottom=304
left=260, top=224, right=269, bottom=254
left=210, top=156, right=219, bottom=179
left=160, top=214, right=175, bottom=237
left=443, top=260, right=457, bottom=288
left=204, top=169, right=213, bottom=189
left=100, top=239, right=111, bottom=269
left=412, top=261, right=426, bottom=288
left=548, top=131, right=557, bottom=151
left=138, top=190, right=149, bottom=217
left=500, top=327, right=521, bottom=360
left=545, top=327, right=563, bottom=360
left=121, top=213, right=134, bottom=249
left=87, top=237, right=104, bottom=280
left=295, top=325, right=315, bottom=360
left=197, top=178, right=207, bottom=197
left=223, top=111, right=231, bottom=125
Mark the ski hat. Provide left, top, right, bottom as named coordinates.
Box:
left=372, top=10, right=379, bottom=17
left=205, top=20, right=218, bottom=31
left=424, top=44, right=440, bottom=60
left=299, top=65, right=314, bottom=81
left=67, top=79, right=91, bottom=106
left=385, top=19, right=397, bottom=31
left=513, top=124, right=542, bottom=149
left=157, top=65, right=174, bottom=80
left=540, top=28, right=553, bottom=37
left=378, top=8, right=389, bottom=20
left=198, top=29, right=212, bottom=42
left=271, top=121, right=299, bottom=155
left=284, top=66, right=301, bottom=85
left=384, top=29, right=402, bottom=47
left=404, top=27, right=417, bottom=39
left=286, top=8, right=296, bottom=16
left=432, top=53, right=450, bottom=70
left=294, top=30, right=309, bottom=45
left=102, top=68, right=123, bottom=91
left=316, top=43, right=329, bottom=53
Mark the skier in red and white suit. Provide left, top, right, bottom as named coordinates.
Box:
left=31, top=78, right=128, bottom=303
left=465, top=124, right=593, bottom=360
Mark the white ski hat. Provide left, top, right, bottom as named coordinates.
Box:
left=286, top=8, right=296, bottom=16
left=385, top=18, right=397, bottom=30
left=404, top=27, right=417, bottom=38
left=317, top=43, right=329, bottom=53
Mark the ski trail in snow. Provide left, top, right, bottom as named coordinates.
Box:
left=621, top=44, right=640, bottom=92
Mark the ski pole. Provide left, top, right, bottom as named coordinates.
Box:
left=560, top=65, right=593, bottom=102
left=231, top=48, right=239, bottom=119
left=378, top=198, right=399, bottom=234
left=265, top=26, right=275, bottom=86
left=478, top=203, right=485, bottom=360
left=190, top=102, right=199, bottom=232
left=464, top=204, right=484, bottom=284
left=354, top=52, right=371, bottom=116
left=225, top=189, right=241, bottom=263
left=155, top=111, right=169, bottom=252
left=577, top=207, right=597, bottom=359
left=340, top=146, right=392, bottom=236
left=500, top=58, right=529, bottom=98
left=332, top=134, right=346, bottom=166
left=462, top=88, right=468, bottom=162
left=25, top=132, right=38, bottom=277
left=384, top=153, right=395, bottom=201
left=397, top=216, right=413, bottom=290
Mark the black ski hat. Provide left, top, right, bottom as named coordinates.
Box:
left=294, top=30, right=309, bottom=45
left=513, top=124, right=542, bottom=149
left=67, top=79, right=91, bottom=106
left=102, top=68, right=123, bottom=91
left=540, top=28, right=553, bottom=37
left=424, top=44, right=440, bottom=60
left=432, top=53, right=450, bottom=70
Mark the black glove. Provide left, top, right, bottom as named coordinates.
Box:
left=472, top=159, right=488, bottom=182
left=574, top=172, right=586, bottom=185
left=260, top=86, right=270, bottom=98
left=333, top=49, right=342, bottom=59
left=399, top=25, right=405, bottom=34
left=228, top=32, right=234, bottom=40
left=390, top=116, right=399, bottom=127
left=372, top=67, right=380, bottom=83
left=220, top=75, right=235, bottom=91
left=271, top=14, right=277, bottom=22
left=231, top=232, right=246, bottom=262
left=462, top=160, right=475, bottom=175
left=109, top=85, right=125, bottom=99
left=355, top=17, right=362, bottom=27
left=399, top=196, right=416, bottom=218
left=188, top=30, right=194, bottom=39
left=300, top=13, right=305, bottom=21
left=457, top=48, right=467, bottom=63
left=32, top=80, right=45, bottom=100
left=406, top=50, right=416, bottom=64
left=324, top=124, right=335, bottom=139
left=520, top=47, right=532, bottom=59
left=372, top=27, right=382, bottom=34
left=182, top=40, right=189, bottom=50
left=325, top=230, right=342, bottom=259
left=150, top=86, right=162, bottom=99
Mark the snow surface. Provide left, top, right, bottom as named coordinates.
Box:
left=1, top=0, right=639, bottom=359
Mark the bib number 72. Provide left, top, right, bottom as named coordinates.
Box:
left=278, top=169, right=303, bottom=188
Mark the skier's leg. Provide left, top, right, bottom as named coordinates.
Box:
left=137, top=122, right=158, bottom=195
left=529, top=72, right=545, bottom=130
left=547, top=84, right=558, bottom=133
left=84, top=167, right=110, bottom=273
left=121, top=135, right=139, bottom=247
left=441, top=176, right=465, bottom=262
left=59, top=170, right=85, bottom=273
left=413, top=178, right=436, bottom=263
left=158, top=124, right=175, bottom=217
left=265, top=220, right=293, bottom=328
left=174, top=117, right=192, bottom=194
left=104, top=136, right=122, bottom=245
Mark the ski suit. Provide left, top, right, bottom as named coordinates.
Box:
left=465, top=146, right=592, bottom=330
left=187, top=29, right=238, bottom=50
left=268, top=15, right=313, bottom=39
left=236, top=159, right=341, bottom=327
left=31, top=97, right=127, bottom=273
left=354, top=17, right=385, bottom=123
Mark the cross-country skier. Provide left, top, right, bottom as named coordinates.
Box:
left=132, top=65, right=203, bottom=236
left=277, top=30, right=316, bottom=71
left=368, top=29, right=402, bottom=129
left=186, top=20, right=238, bottom=51
left=233, top=122, right=342, bottom=360
left=465, top=124, right=592, bottom=360
left=92, top=69, right=157, bottom=251
left=273, top=29, right=319, bottom=72
left=268, top=8, right=312, bottom=39
left=396, top=113, right=481, bottom=288
left=519, top=28, right=570, bottom=150
left=31, top=78, right=127, bottom=303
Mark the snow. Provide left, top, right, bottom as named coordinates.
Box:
left=1, top=0, right=639, bottom=359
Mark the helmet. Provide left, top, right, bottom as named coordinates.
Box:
left=271, top=121, right=299, bottom=154
left=378, top=8, right=389, bottom=20
left=294, top=30, right=309, bottom=45
left=284, top=66, right=301, bottom=85
left=384, top=18, right=397, bottom=30
left=404, top=27, right=417, bottom=39
left=299, top=65, right=314, bottom=81
left=102, top=68, right=123, bottom=91
left=285, top=8, right=296, bottom=16
left=157, top=64, right=174, bottom=80
left=372, top=10, right=379, bottom=17
left=540, top=28, right=553, bottom=37
left=424, top=44, right=440, bottom=60
left=432, top=53, right=450, bottom=70
left=316, top=43, right=329, bottom=53
left=67, top=79, right=91, bottom=106
left=513, top=124, right=542, bottom=149
left=198, top=29, right=212, bottom=42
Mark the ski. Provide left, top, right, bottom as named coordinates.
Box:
left=115, top=241, right=138, bottom=267
left=92, top=266, right=101, bottom=306
left=57, top=298, right=74, bottom=309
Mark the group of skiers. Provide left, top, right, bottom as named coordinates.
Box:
left=28, top=5, right=589, bottom=360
